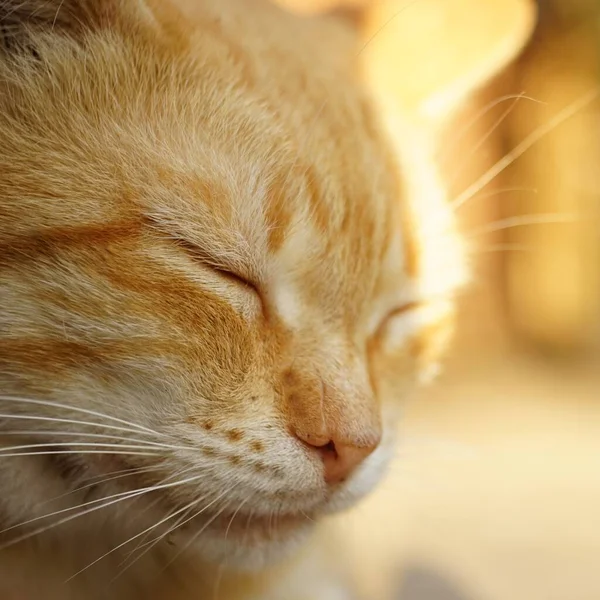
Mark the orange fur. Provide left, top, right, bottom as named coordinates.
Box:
left=0, top=0, right=465, bottom=598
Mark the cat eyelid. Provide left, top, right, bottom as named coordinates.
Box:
left=174, top=237, right=257, bottom=290
left=374, top=300, right=423, bottom=340
left=210, top=265, right=257, bottom=290
left=384, top=301, right=422, bottom=321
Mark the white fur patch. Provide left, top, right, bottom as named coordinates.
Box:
left=272, top=282, right=302, bottom=328
left=382, top=300, right=452, bottom=352
left=268, top=215, right=322, bottom=329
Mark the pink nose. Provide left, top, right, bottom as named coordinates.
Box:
left=295, top=431, right=379, bottom=485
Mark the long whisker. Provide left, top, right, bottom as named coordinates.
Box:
left=224, top=496, right=249, bottom=542
left=469, top=213, right=577, bottom=237
left=449, top=94, right=541, bottom=184
left=115, top=468, right=204, bottom=551
left=441, top=94, right=544, bottom=163
left=0, top=472, right=203, bottom=545
left=115, top=488, right=232, bottom=583
left=0, top=396, right=163, bottom=437
left=451, top=88, right=600, bottom=211
left=0, top=413, right=161, bottom=438
left=51, top=0, right=67, bottom=30
left=115, top=494, right=212, bottom=576
left=0, top=430, right=192, bottom=451
left=0, top=450, right=161, bottom=458
left=110, top=514, right=192, bottom=585
left=36, top=465, right=164, bottom=508
left=299, top=509, right=315, bottom=523
left=121, top=498, right=200, bottom=562
left=466, top=186, right=538, bottom=202
left=65, top=498, right=200, bottom=582
left=159, top=488, right=234, bottom=573
left=78, top=464, right=163, bottom=487
left=0, top=490, right=146, bottom=552
left=268, top=507, right=274, bottom=539
left=0, top=442, right=170, bottom=453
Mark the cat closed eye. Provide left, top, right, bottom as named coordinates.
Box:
left=175, top=237, right=258, bottom=292
left=376, top=302, right=424, bottom=344
left=211, top=266, right=257, bottom=292
left=384, top=302, right=421, bottom=322
left=379, top=302, right=420, bottom=328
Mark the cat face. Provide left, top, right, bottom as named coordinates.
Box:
left=0, top=0, right=463, bottom=568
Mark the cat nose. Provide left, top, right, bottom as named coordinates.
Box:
left=295, top=431, right=380, bottom=485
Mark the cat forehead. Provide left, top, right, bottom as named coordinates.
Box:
left=147, top=143, right=406, bottom=309
left=133, top=90, right=410, bottom=329
left=137, top=74, right=405, bottom=316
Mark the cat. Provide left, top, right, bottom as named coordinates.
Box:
left=0, top=0, right=527, bottom=598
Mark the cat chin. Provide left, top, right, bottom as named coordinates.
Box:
left=170, top=437, right=395, bottom=570
left=185, top=521, right=314, bottom=571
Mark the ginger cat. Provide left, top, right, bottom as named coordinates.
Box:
left=0, top=0, right=532, bottom=598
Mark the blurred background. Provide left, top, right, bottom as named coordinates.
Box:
left=274, top=0, right=600, bottom=599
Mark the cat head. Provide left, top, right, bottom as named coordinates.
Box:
left=0, top=0, right=531, bottom=569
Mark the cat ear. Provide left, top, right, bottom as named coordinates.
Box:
left=0, top=0, right=151, bottom=54
left=359, top=0, right=537, bottom=122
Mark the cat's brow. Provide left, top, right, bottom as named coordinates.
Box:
left=143, top=213, right=259, bottom=280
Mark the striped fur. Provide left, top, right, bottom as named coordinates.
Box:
left=0, top=0, right=464, bottom=598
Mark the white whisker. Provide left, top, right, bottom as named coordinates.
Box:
left=0, top=472, right=204, bottom=544
left=470, top=213, right=578, bottom=237
left=466, top=186, right=538, bottom=202
left=452, top=88, right=600, bottom=211
left=0, top=489, right=145, bottom=551
left=115, top=466, right=202, bottom=541
left=114, top=488, right=232, bottom=583
left=0, top=442, right=169, bottom=453
left=0, top=450, right=160, bottom=458
left=0, top=396, right=163, bottom=437
left=78, top=464, right=162, bottom=486
left=441, top=93, right=544, bottom=165
left=37, top=466, right=164, bottom=508
left=159, top=488, right=234, bottom=573
left=224, top=497, right=249, bottom=542
left=122, top=499, right=198, bottom=561
left=0, top=430, right=193, bottom=451
left=115, top=496, right=211, bottom=578
left=450, top=94, right=532, bottom=184
left=0, top=413, right=160, bottom=438
left=65, top=498, right=200, bottom=582
left=299, top=509, right=315, bottom=523
left=460, top=187, right=539, bottom=210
